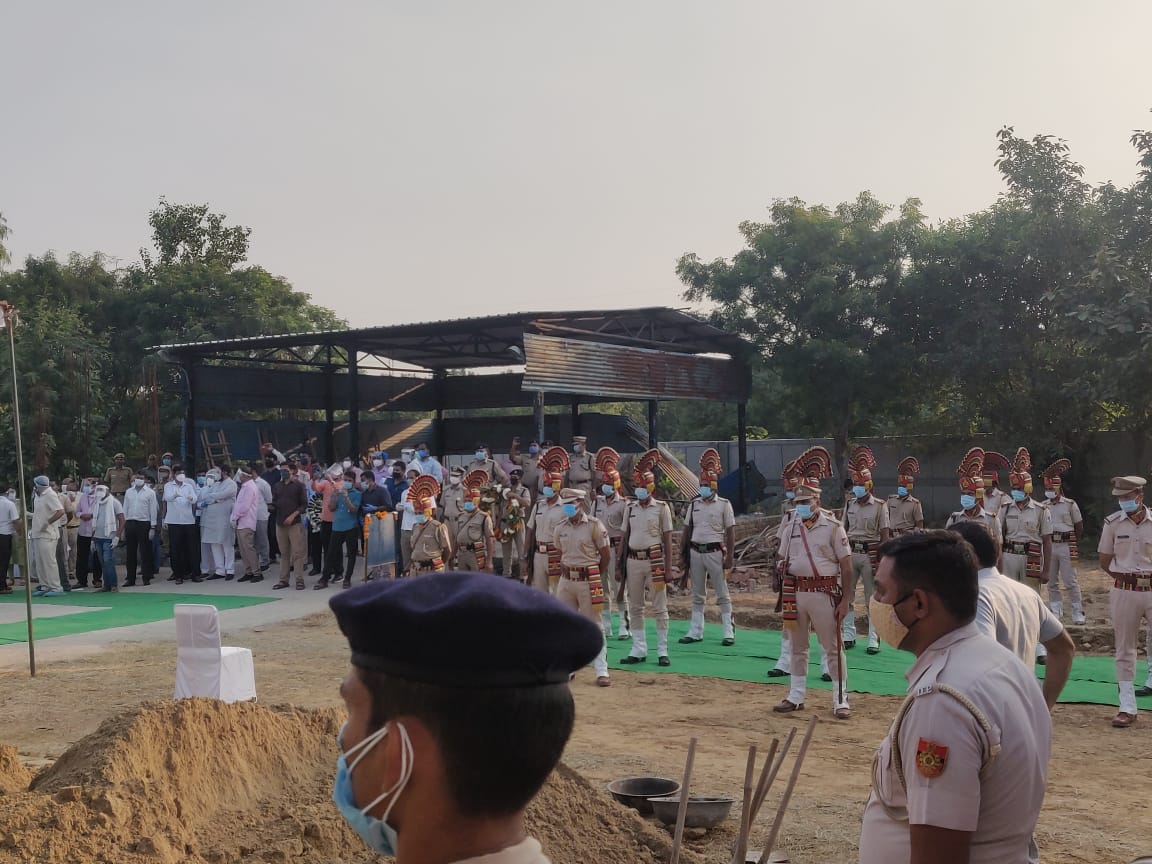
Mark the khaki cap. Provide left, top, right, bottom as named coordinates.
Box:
left=559, top=488, right=587, bottom=501
left=572, top=436, right=588, bottom=444
left=1111, top=476, right=1147, bottom=495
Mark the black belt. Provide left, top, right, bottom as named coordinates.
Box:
left=690, top=542, right=722, bottom=553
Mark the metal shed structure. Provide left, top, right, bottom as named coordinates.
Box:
left=151, top=307, right=754, bottom=504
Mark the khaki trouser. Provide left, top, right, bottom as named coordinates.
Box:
left=500, top=527, right=525, bottom=578
left=236, top=527, right=260, bottom=578
left=1002, top=552, right=1042, bottom=593
left=400, top=530, right=413, bottom=575
left=555, top=576, right=609, bottom=677
left=1047, top=543, right=1082, bottom=608
left=625, top=556, right=668, bottom=657
left=788, top=590, right=847, bottom=710
left=1111, top=586, right=1152, bottom=685
left=275, top=522, right=308, bottom=582
left=66, top=526, right=78, bottom=579
left=531, top=550, right=553, bottom=593
left=686, top=549, right=733, bottom=639
left=457, top=546, right=486, bottom=571
left=842, top=552, right=878, bottom=645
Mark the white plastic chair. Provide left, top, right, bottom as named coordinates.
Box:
left=173, top=604, right=256, bottom=703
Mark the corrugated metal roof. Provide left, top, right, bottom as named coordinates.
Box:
left=521, top=333, right=751, bottom=402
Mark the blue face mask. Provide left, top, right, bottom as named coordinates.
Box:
left=699, top=486, right=714, bottom=498
left=475, top=451, right=486, bottom=462
left=414, top=514, right=427, bottom=524
left=464, top=501, right=476, bottom=512
left=541, top=487, right=555, bottom=500
left=1120, top=498, right=1140, bottom=514
left=417, top=449, right=428, bottom=460
left=635, top=488, right=650, bottom=501
left=562, top=503, right=579, bottom=518
left=960, top=494, right=977, bottom=510
left=81, top=484, right=92, bottom=494
left=529, top=445, right=539, bottom=455
left=852, top=485, right=868, bottom=499
left=784, top=490, right=795, bottom=500
left=162, top=458, right=172, bottom=466
left=333, top=722, right=413, bottom=856
left=196, top=477, right=206, bottom=487
left=602, top=484, right=614, bottom=496
left=795, top=503, right=813, bottom=520
left=897, top=486, right=909, bottom=497
left=343, top=481, right=353, bottom=491
left=1011, top=490, right=1027, bottom=502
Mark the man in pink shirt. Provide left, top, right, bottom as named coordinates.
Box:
left=231, top=469, right=263, bottom=583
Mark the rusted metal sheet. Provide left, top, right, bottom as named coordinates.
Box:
left=521, top=333, right=750, bottom=402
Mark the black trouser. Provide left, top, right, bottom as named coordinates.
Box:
left=267, top=518, right=280, bottom=560
left=76, top=535, right=94, bottom=586
left=0, top=534, right=11, bottom=588
left=308, top=526, right=323, bottom=572
left=124, top=520, right=154, bottom=583
left=323, top=527, right=358, bottom=580
left=168, top=523, right=199, bottom=580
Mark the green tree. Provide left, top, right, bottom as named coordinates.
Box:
left=0, top=212, right=10, bottom=270
left=140, top=199, right=252, bottom=271
left=677, top=192, right=928, bottom=476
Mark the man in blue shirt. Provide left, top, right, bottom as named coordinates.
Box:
left=319, top=470, right=363, bottom=590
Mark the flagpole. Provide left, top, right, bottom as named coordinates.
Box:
left=1, top=301, right=35, bottom=676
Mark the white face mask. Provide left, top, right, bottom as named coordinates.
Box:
left=175, top=473, right=186, bottom=482
left=133, top=479, right=145, bottom=488
left=342, top=460, right=352, bottom=469
left=1044, top=490, right=1057, bottom=500
left=450, top=476, right=461, bottom=486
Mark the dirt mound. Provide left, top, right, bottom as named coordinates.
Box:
left=0, top=746, right=30, bottom=795
left=0, top=701, right=700, bottom=864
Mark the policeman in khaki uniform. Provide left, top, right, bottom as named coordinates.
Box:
left=522, top=447, right=569, bottom=593
left=979, top=451, right=1012, bottom=519
left=592, top=448, right=629, bottom=639
left=565, top=436, right=596, bottom=499
left=886, top=457, right=924, bottom=537
left=552, top=489, right=611, bottom=687
left=499, top=468, right=532, bottom=580
left=772, top=473, right=852, bottom=719
left=842, top=446, right=891, bottom=653
left=439, top=466, right=467, bottom=526
left=1097, top=475, right=1152, bottom=728
left=617, top=454, right=674, bottom=667
left=453, top=471, right=495, bottom=573
left=1039, top=459, right=1086, bottom=625
left=509, top=437, right=544, bottom=502
left=770, top=451, right=832, bottom=682
left=104, top=453, right=133, bottom=499
left=679, top=449, right=736, bottom=646
left=407, top=476, right=452, bottom=575
left=859, top=532, right=1052, bottom=864
left=466, top=443, right=509, bottom=485
left=945, top=448, right=1001, bottom=550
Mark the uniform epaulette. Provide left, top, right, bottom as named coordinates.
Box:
left=1104, top=511, right=1124, bottom=524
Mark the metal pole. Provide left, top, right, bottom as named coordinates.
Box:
left=2, top=302, right=35, bottom=676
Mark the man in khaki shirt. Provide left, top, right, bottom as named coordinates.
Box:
left=552, top=489, right=611, bottom=686
left=946, top=448, right=1001, bottom=554
left=523, top=448, right=569, bottom=593
left=1097, top=475, right=1152, bottom=727
left=565, top=436, right=596, bottom=500
left=886, top=457, right=924, bottom=537
left=617, top=473, right=674, bottom=667
left=1040, top=459, right=1085, bottom=624
left=103, top=452, right=133, bottom=499
left=592, top=448, right=629, bottom=639
left=439, top=466, right=467, bottom=526
left=842, top=447, right=891, bottom=653
left=679, top=449, right=737, bottom=646
left=979, top=451, right=1012, bottom=519
left=772, top=479, right=852, bottom=718
left=509, top=437, right=544, bottom=502
left=453, top=475, right=495, bottom=573
left=860, top=532, right=1051, bottom=864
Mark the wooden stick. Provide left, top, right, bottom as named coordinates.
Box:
left=732, top=745, right=757, bottom=864
left=752, top=726, right=796, bottom=820
left=669, top=737, right=697, bottom=864
left=757, top=716, right=818, bottom=864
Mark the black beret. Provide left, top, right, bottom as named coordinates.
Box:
left=329, top=571, right=604, bottom=688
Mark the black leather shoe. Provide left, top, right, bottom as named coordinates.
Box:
left=249, top=574, right=264, bottom=583
left=1136, top=686, right=1152, bottom=698
left=207, top=573, right=225, bottom=580
left=843, top=640, right=856, bottom=650
left=224, top=574, right=235, bottom=581
left=123, top=581, right=137, bottom=587
left=1035, top=656, right=1047, bottom=666
left=821, top=673, right=833, bottom=682
left=766, top=668, right=788, bottom=678
left=313, top=580, right=329, bottom=590
left=721, top=637, right=735, bottom=647
left=190, top=576, right=203, bottom=583
left=620, top=655, right=646, bottom=664
left=678, top=636, right=702, bottom=644
left=238, top=574, right=253, bottom=583
left=658, top=656, right=671, bottom=667
left=866, top=645, right=880, bottom=655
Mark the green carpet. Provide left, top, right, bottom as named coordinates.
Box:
left=604, top=618, right=1152, bottom=708
left=0, top=592, right=277, bottom=645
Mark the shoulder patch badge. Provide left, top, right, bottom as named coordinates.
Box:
left=915, top=738, right=948, bottom=778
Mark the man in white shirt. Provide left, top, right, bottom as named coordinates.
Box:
left=949, top=520, right=1074, bottom=710
left=0, top=490, right=19, bottom=592
left=30, top=476, right=66, bottom=596
left=163, top=466, right=201, bottom=584
left=122, top=471, right=159, bottom=586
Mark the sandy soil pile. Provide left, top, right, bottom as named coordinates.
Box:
left=0, top=700, right=697, bottom=864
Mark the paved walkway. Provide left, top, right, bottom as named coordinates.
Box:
left=0, top=562, right=345, bottom=670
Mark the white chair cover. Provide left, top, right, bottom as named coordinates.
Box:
left=173, top=604, right=256, bottom=703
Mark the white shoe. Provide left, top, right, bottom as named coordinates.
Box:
left=1072, top=613, right=1086, bottom=625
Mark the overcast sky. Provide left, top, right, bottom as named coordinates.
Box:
left=3, top=1, right=1150, bottom=324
